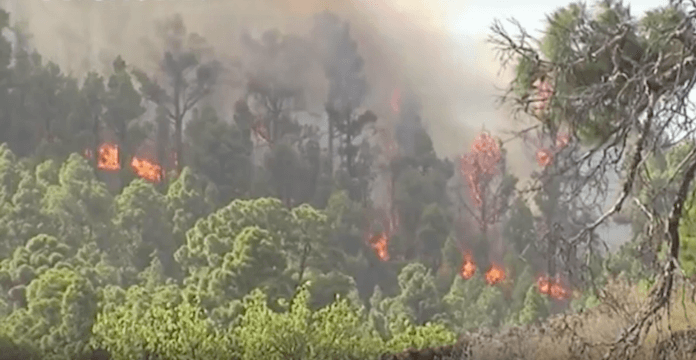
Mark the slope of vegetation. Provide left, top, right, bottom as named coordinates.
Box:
left=1, top=0, right=696, bottom=359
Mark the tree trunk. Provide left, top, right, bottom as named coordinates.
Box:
left=92, top=114, right=101, bottom=179
left=328, top=112, right=334, bottom=178
left=296, top=243, right=311, bottom=290
left=175, top=119, right=183, bottom=175
left=156, top=110, right=169, bottom=183
left=174, top=81, right=183, bottom=176
left=118, top=124, right=128, bottom=191
left=667, top=151, right=696, bottom=267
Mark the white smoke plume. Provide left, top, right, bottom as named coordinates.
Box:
left=1, top=0, right=536, bottom=177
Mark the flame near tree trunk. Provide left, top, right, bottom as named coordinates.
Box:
left=460, top=252, right=477, bottom=280
left=86, top=142, right=164, bottom=183
left=457, top=131, right=509, bottom=286
left=368, top=232, right=390, bottom=261
left=366, top=114, right=401, bottom=262
left=536, top=274, right=570, bottom=300
left=484, top=263, right=506, bottom=285
left=96, top=143, right=120, bottom=171
left=535, top=132, right=570, bottom=168
left=130, top=157, right=163, bottom=183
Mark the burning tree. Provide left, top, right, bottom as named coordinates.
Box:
left=490, top=0, right=696, bottom=355
left=456, top=132, right=516, bottom=285
left=103, top=56, right=146, bottom=188
left=133, top=14, right=219, bottom=175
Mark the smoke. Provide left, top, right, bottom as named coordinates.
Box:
left=2, top=0, right=535, bottom=177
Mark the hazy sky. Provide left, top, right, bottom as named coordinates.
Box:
left=438, top=0, right=666, bottom=248
left=446, top=0, right=663, bottom=39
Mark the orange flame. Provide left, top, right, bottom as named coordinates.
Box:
left=130, top=157, right=163, bottom=183
left=536, top=275, right=570, bottom=300
left=460, top=253, right=477, bottom=280
left=460, top=132, right=502, bottom=207
left=369, top=232, right=390, bottom=261
left=485, top=264, right=506, bottom=285
left=97, top=143, right=120, bottom=171
left=536, top=148, right=553, bottom=167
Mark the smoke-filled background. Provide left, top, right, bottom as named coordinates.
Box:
left=1, top=0, right=536, bottom=176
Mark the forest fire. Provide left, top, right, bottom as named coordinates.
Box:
left=130, top=157, right=163, bottom=183
left=366, top=122, right=400, bottom=262
left=97, top=143, right=120, bottom=171
left=535, top=133, right=570, bottom=167
left=536, top=275, right=570, bottom=300
left=484, top=264, right=506, bottom=285
left=460, top=252, right=477, bottom=279
left=460, top=132, right=502, bottom=206
left=536, top=148, right=553, bottom=167
left=84, top=142, right=164, bottom=183
left=368, top=232, right=390, bottom=261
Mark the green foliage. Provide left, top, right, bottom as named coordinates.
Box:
left=679, top=187, right=696, bottom=278
left=540, top=3, right=585, bottom=63
left=2, top=267, right=98, bottom=358
left=503, top=197, right=536, bottom=255
left=519, top=285, right=549, bottom=324
left=42, top=154, right=114, bottom=249
left=234, top=286, right=384, bottom=360
left=385, top=322, right=457, bottom=353
left=0, top=5, right=648, bottom=358
left=305, top=270, right=361, bottom=310
left=114, top=179, right=175, bottom=275
left=185, top=106, right=252, bottom=203
left=92, top=295, right=232, bottom=360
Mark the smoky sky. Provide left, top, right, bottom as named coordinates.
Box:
left=1, top=0, right=538, bottom=179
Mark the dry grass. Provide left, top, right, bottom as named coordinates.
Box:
left=461, top=278, right=696, bottom=360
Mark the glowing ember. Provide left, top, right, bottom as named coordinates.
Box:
left=130, top=157, right=163, bottom=183
left=536, top=275, right=570, bottom=300
left=537, top=277, right=550, bottom=294
left=555, top=133, right=570, bottom=149
left=485, top=264, right=506, bottom=285
left=369, top=232, right=390, bottom=261
left=391, top=88, right=401, bottom=114
left=536, top=148, right=553, bottom=167
left=460, top=253, right=477, bottom=280
left=97, top=143, right=120, bottom=171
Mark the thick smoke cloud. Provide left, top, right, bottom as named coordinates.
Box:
left=1, top=0, right=535, bottom=177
